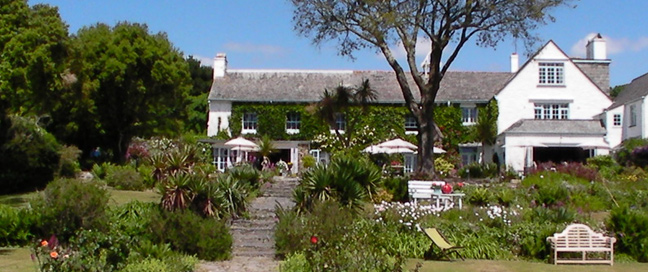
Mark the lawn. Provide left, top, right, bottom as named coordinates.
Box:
left=407, top=259, right=648, bottom=272
left=0, top=247, right=32, bottom=272
left=0, top=188, right=159, bottom=208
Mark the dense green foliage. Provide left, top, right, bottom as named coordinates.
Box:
left=147, top=209, right=232, bottom=261
left=294, top=153, right=381, bottom=212
left=30, top=178, right=110, bottom=241
left=0, top=115, right=61, bottom=193
left=0, top=204, right=35, bottom=246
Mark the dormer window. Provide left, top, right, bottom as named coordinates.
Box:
left=539, top=62, right=564, bottom=85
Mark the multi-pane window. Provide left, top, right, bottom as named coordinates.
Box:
left=242, top=112, right=258, bottom=131
left=534, top=104, right=569, bottom=120
left=539, top=62, right=564, bottom=85
left=334, top=113, right=346, bottom=131
left=286, top=112, right=301, bottom=131
left=613, top=114, right=622, bottom=127
left=630, top=105, right=637, bottom=127
left=405, top=115, right=418, bottom=131
left=462, top=107, right=478, bottom=124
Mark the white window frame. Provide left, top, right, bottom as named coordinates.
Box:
left=334, top=113, right=346, bottom=131
left=534, top=104, right=569, bottom=120
left=613, top=114, right=622, bottom=127
left=461, top=107, right=478, bottom=125
left=538, top=62, right=565, bottom=85
left=405, top=115, right=418, bottom=134
left=630, top=105, right=637, bottom=127
left=242, top=112, right=258, bottom=134
left=286, top=112, right=301, bottom=134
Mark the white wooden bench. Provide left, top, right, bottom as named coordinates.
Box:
left=407, top=180, right=444, bottom=205
left=546, top=223, right=616, bottom=265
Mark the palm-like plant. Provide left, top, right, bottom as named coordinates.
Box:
left=159, top=172, right=194, bottom=211
left=190, top=178, right=224, bottom=218
left=216, top=175, right=249, bottom=219
left=257, top=135, right=276, bottom=159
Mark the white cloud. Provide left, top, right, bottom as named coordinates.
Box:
left=189, top=55, right=215, bottom=67
left=571, top=33, right=648, bottom=57
left=388, top=38, right=433, bottom=59
left=223, top=42, right=286, bottom=56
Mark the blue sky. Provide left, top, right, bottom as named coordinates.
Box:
left=36, top=0, right=648, bottom=87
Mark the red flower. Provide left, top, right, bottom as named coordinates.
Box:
left=310, top=235, right=318, bottom=244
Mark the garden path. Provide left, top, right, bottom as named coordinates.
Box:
left=198, top=176, right=298, bottom=272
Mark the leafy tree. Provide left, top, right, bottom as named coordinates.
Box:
left=291, top=0, right=572, bottom=176
left=472, top=99, right=498, bottom=163
left=610, top=84, right=626, bottom=98
left=186, top=56, right=213, bottom=134
left=0, top=1, right=69, bottom=117
left=66, top=22, right=192, bottom=161
left=0, top=115, right=61, bottom=194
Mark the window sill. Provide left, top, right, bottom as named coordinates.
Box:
left=537, top=84, right=566, bottom=88
left=405, top=130, right=418, bottom=135
left=286, top=129, right=300, bottom=135
left=242, top=129, right=257, bottom=134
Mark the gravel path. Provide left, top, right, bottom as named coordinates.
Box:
left=198, top=176, right=298, bottom=272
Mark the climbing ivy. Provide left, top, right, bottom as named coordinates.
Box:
left=228, top=102, right=486, bottom=152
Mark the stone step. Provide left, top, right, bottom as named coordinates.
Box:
left=232, top=247, right=275, bottom=257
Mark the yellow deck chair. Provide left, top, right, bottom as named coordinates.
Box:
left=423, top=228, right=465, bottom=261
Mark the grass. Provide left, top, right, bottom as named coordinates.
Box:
left=406, top=259, right=648, bottom=272
left=0, top=187, right=159, bottom=208
left=0, top=247, right=33, bottom=272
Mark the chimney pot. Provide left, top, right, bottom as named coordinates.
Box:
left=510, top=53, right=519, bottom=73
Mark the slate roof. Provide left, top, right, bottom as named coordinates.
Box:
left=208, top=70, right=513, bottom=104
left=502, top=119, right=606, bottom=135
left=609, top=72, right=648, bottom=109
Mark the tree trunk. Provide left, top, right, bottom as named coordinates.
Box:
left=416, top=104, right=437, bottom=178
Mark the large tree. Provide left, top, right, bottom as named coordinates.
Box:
left=291, top=0, right=571, bottom=176
left=66, top=22, right=192, bottom=161
left=0, top=1, right=69, bottom=124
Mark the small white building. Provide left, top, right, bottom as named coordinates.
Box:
left=605, top=73, right=648, bottom=143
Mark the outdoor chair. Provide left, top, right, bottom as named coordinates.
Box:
left=423, top=228, right=465, bottom=261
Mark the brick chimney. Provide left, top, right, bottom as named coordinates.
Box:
left=213, top=53, right=227, bottom=79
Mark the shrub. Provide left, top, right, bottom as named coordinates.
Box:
left=104, top=165, right=146, bottom=191
left=510, top=222, right=563, bottom=260
left=381, top=176, right=408, bottom=202
left=0, top=204, right=35, bottom=246
left=302, top=155, right=316, bottom=169
left=31, top=178, right=110, bottom=241
left=606, top=205, right=648, bottom=262
left=467, top=187, right=492, bottom=206
left=227, top=163, right=261, bottom=190
left=275, top=201, right=407, bottom=270
left=121, top=259, right=170, bottom=272
left=434, top=157, right=455, bottom=177
left=0, top=115, right=61, bottom=193
left=458, top=162, right=498, bottom=179
left=295, top=154, right=380, bottom=212
left=587, top=155, right=621, bottom=180
left=146, top=209, right=232, bottom=261
left=280, top=253, right=311, bottom=272
left=616, top=138, right=648, bottom=166
left=57, top=145, right=81, bottom=178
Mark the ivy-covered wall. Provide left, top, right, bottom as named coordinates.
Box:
left=228, top=102, right=495, bottom=151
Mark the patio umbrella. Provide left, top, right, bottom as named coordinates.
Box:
left=433, top=147, right=446, bottom=154
left=224, top=136, right=259, bottom=151
left=376, top=138, right=418, bottom=150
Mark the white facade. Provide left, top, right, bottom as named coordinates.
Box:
left=495, top=40, right=614, bottom=173
left=207, top=100, right=232, bottom=137
left=600, top=106, right=624, bottom=148
left=624, top=98, right=645, bottom=139
left=496, top=42, right=612, bottom=135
